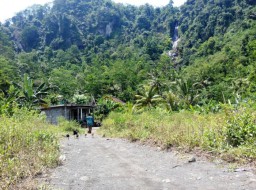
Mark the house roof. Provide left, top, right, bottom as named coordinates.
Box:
left=40, top=104, right=95, bottom=110
left=110, top=97, right=125, bottom=105
left=104, top=96, right=125, bottom=105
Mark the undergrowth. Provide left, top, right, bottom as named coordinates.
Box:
left=57, top=116, right=83, bottom=134
left=99, top=105, right=256, bottom=163
left=0, top=108, right=80, bottom=189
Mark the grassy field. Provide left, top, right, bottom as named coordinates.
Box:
left=1, top=105, right=254, bottom=189
left=0, top=109, right=81, bottom=189
left=99, top=106, right=256, bottom=164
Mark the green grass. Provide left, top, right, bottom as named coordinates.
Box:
left=0, top=108, right=81, bottom=189
left=57, top=116, right=83, bottom=134
left=99, top=107, right=256, bottom=164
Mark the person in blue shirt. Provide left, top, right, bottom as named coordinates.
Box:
left=86, top=113, right=94, bottom=134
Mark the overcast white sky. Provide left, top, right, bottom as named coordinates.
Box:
left=113, top=0, right=186, bottom=7
left=0, top=0, right=187, bottom=22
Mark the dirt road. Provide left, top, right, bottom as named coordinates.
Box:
left=45, top=129, right=256, bottom=190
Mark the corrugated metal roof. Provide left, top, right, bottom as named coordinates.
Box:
left=40, top=104, right=95, bottom=110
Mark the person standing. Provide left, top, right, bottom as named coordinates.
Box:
left=86, top=113, right=94, bottom=134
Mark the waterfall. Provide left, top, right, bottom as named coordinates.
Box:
left=172, top=25, right=180, bottom=50
left=168, top=23, right=180, bottom=59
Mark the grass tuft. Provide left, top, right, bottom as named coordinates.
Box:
left=0, top=108, right=81, bottom=189
left=99, top=107, right=256, bottom=164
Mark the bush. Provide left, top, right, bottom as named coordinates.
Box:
left=100, top=108, right=226, bottom=149
left=94, top=97, right=122, bottom=121
left=72, top=94, right=90, bottom=104
left=225, top=108, right=256, bottom=147
left=0, top=108, right=60, bottom=189
left=99, top=105, right=256, bottom=163
left=58, top=116, right=82, bottom=133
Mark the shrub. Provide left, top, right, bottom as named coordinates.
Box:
left=57, top=116, right=82, bottom=133
left=0, top=108, right=60, bottom=189
left=100, top=105, right=256, bottom=162
left=100, top=109, right=226, bottom=149
left=225, top=108, right=256, bottom=147
left=72, top=94, right=90, bottom=104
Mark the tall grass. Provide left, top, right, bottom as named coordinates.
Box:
left=100, top=107, right=256, bottom=163
left=58, top=116, right=83, bottom=133
left=0, top=109, right=80, bottom=189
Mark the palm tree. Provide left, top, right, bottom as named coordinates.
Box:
left=148, top=72, right=164, bottom=95
left=163, top=91, right=180, bottom=111
left=231, top=78, right=249, bottom=96
left=171, top=78, right=200, bottom=108
left=133, top=86, right=163, bottom=110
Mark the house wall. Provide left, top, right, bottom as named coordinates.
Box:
left=42, top=107, right=70, bottom=124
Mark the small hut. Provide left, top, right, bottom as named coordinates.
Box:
left=41, top=104, right=95, bottom=124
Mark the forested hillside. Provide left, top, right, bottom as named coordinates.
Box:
left=178, top=0, right=256, bottom=102
left=1, top=1, right=256, bottom=188
left=0, top=0, right=255, bottom=107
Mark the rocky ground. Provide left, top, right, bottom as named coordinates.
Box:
left=40, top=129, right=256, bottom=190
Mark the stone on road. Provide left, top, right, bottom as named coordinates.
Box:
left=47, top=131, right=256, bottom=190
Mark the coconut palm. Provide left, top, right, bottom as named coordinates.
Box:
left=163, top=91, right=180, bottom=111
left=231, top=78, right=249, bottom=96
left=133, top=86, right=163, bottom=110
left=171, top=78, right=200, bottom=108
left=148, top=72, right=164, bottom=95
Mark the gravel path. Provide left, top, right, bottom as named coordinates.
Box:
left=46, top=129, right=256, bottom=190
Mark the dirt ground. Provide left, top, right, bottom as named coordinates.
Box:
left=41, top=128, right=256, bottom=190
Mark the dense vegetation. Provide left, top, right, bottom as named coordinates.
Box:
left=0, top=0, right=256, bottom=186
left=0, top=108, right=81, bottom=189
left=100, top=104, right=256, bottom=163
left=0, top=0, right=255, bottom=106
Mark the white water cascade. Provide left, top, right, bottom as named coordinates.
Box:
left=168, top=24, right=180, bottom=59
left=172, top=25, right=180, bottom=50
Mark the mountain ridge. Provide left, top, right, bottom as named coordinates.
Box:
left=0, top=0, right=255, bottom=103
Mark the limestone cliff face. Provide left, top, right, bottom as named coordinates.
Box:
left=97, top=21, right=115, bottom=37
left=106, top=22, right=113, bottom=37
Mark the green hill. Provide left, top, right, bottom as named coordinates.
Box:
left=0, top=0, right=255, bottom=103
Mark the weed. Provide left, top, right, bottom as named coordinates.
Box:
left=58, top=116, right=82, bottom=133
left=99, top=105, right=256, bottom=163
left=0, top=108, right=79, bottom=189
left=225, top=108, right=256, bottom=147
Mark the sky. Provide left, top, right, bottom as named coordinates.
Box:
left=112, top=0, right=186, bottom=7
left=0, top=0, right=187, bottom=23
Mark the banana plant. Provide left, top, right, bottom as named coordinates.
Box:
left=0, top=85, right=19, bottom=115
left=14, top=74, right=51, bottom=109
